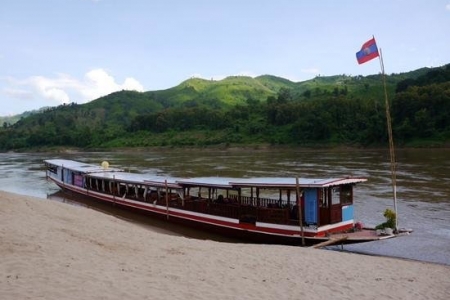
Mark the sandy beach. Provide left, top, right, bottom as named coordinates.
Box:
left=1, top=190, right=449, bottom=300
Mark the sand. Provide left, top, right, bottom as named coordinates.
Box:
left=1, top=190, right=449, bottom=300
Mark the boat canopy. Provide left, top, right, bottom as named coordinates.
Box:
left=44, top=159, right=123, bottom=174
left=167, top=177, right=366, bottom=189
left=228, top=177, right=367, bottom=188
left=44, top=159, right=367, bottom=189
left=45, top=159, right=181, bottom=189
left=89, top=172, right=182, bottom=189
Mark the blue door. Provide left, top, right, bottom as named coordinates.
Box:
left=304, top=188, right=318, bottom=225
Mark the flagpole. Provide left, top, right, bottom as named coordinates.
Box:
left=378, top=47, right=398, bottom=232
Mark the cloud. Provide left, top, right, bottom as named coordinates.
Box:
left=300, top=68, right=320, bottom=75
left=3, top=88, right=34, bottom=100
left=80, top=69, right=144, bottom=100
left=3, top=69, right=144, bottom=106
left=446, top=4, right=450, bottom=11
left=29, top=75, right=71, bottom=104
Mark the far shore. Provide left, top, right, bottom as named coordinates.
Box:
left=3, top=142, right=450, bottom=154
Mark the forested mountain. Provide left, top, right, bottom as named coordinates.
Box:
left=0, top=65, right=449, bottom=150
left=0, top=109, right=47, bottom=129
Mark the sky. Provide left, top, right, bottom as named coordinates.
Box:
left=1, top=0, right=450, bottom=116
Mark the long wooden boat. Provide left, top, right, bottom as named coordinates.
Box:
left=44, top=159, right=396, bottom=246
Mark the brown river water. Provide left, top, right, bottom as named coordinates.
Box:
left=1, top=148, right=449, bottom=265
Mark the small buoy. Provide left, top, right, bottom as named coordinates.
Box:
left=101, top=161, right=109, bottom=169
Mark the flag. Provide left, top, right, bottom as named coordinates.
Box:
left=356, top=38, right=379, bottom=64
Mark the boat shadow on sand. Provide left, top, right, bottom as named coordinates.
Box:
left=47, top=190, right=242, bottom=243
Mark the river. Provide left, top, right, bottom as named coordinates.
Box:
left=1, top=148, right=449, bottom=265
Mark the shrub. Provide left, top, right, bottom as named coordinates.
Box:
left=375, top=208, right=397, bottom=229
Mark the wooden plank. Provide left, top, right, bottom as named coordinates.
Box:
left=311, top=236, right=348, bottom=249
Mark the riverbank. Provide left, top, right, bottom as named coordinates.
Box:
left=3, top=139, right=450, bottom=154
left=1, top=190, right=449, bottom=300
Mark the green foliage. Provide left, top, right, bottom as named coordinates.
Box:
left=392, top=81, right=450, bottom=145
left=375, top=208, right=397, bottom=229
left=147, top=75, right=281, bottom=109
left=1, top=64, right=450, bottom=151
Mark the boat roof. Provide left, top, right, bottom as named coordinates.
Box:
left=88, top=172, right=182, bottom=189
left=177, top=177, right=367, bottom=188
left=44, top=159, right=181, bottom=188
left=45, top=159, right=367, bottom=188
left=176, top=177, right=236, bottom=188
left=228, top=177, right=367, bottom=188
left=44, top=159, right=123, bottom=173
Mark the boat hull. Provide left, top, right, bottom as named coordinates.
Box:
left=49, top=177, right=390, bottom=246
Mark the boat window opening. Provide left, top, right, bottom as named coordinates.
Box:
left=176, top=190, right=183, bottom=200
left=147, top=189, right=159, bottom=203
left=340, top=185, right=353, bottom=205
left=117, top=182, right=122, bottom=195
left=319, top=188, right=329, bottom=208
left=108, top=181, right=113, bottom=194
left=133, top=185, right=137, bottom=198
left=47, top=166, right=58, bottom=174
left=210, top=188, right=215, bottom=201
left=331, top=187, right=340, bottom=205
left=138, top=186, right=146, bottom=199
left=256, top=188, right=260, bottom=207
left=92, top=178, right=96, bottom=190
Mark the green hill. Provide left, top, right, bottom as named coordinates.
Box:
left=147, top=75, right=288, bottom=108
left=255, top=75, right=298, bottom=91
left=0, top=108, right=48, bottom=128
left=1, top=64, right=449, bottom=150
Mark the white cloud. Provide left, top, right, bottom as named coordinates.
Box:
left=446, top=4, right=450, bottom=11
left=123, top=78, right=143, bottom=91
left=80, top=69, right=144, bottom=100
left=3, top=69, right=145, bottom=106
left=3, top=88, right=34, bottom=100
left=300, top=68, right=320, bottom=75
left=29, top=75, right=71, bottom=104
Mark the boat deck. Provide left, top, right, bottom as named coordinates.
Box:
left=329, top=228, right=396, bottom=242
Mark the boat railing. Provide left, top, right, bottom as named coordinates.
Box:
left=173, top=198, right=291, bottom=225
left=88, top=183, right=297, bottom=226
left=83, top=180, right=303, bottom=226
left=257, top=206, right=290, bottom=224
left=236, top=195, right=286, bottom=208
